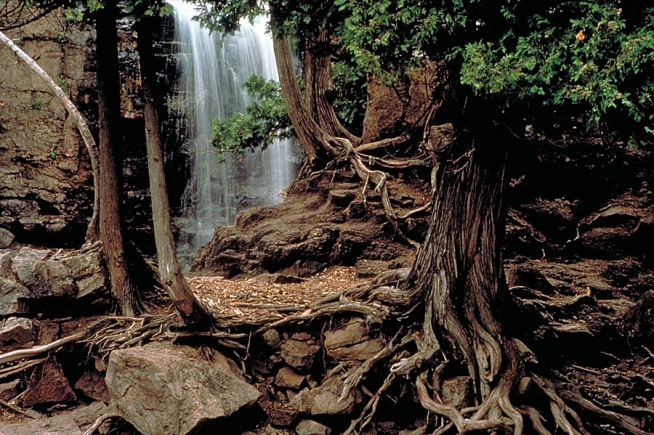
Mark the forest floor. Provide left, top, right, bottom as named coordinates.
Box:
left=188, top=266, right=368, bottom=325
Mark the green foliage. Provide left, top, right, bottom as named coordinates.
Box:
left=61, top=0, right=172, bottom=24
left=211, top=75, right=292, bottom=161
left=56, top=75, right=66, bottom=91
left=192, top=0, right=264, bottom=35
left=331, top=60, right=367, bottom=134
left=172, top=0, right=654, bottom=147
left=31, top=96, right=45, bottom=109
left=457, top=2, right=654, bottom=145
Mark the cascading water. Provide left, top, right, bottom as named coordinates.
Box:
left=169, top=1, right=299, bottom=270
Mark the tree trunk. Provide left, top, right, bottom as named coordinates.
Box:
left=137, top=17, right=213, bottom=330
left=270, top=9, right=333, bottom=168
left=402, top=119, right=522, bottom=418
left=0, top=30, right=100, bottom=242
left=304, top=29, right=359, bottom=144
left=95, top=4, right=137, bottom=316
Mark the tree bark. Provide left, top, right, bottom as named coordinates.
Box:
left=95, top=4, right=137, bottom=316
left=270, top=8, right=332, bottom=168
left=137, top=17, right=213, bottom=330
left=402, top=119, right=522, bottom=414
left=0, top=30, right=100, bottom=242
left=304, top=29, right=359, bottom=144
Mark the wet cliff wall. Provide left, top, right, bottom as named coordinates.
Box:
left=0, top=8, right=176, bottom=251
left=0, top=10, right=96, bottom=247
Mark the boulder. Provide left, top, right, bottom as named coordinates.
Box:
left=0, top=317, right=35, bottom=352
left=0, top=278, right=31, bottom=316
left=0, top=246, right=107, bottom=316
left=262, top=329, right=282, bottom=349
left=0, top=228, right=14, bottom=248
left=296, top=419, right=331, bottom=435
left=11, top=247, right=50, bottom=292
left=74, top=369, right=111, bottom=403
left=106, top=342, right=261, bottom=435
left=274, top=366, right=305, bottom=389
left=268, top=403, right=297, bottom=427
left=280, top=333, right=320, bottom=370
left=292, top=376, right=362, bottom=416
left=0, top=379, right=21, bottom=401
left=0, top=401, right=107, bottom=435
left=20, top=357, right=77, bottom=407
left=324, top=319, right=384, bottom=363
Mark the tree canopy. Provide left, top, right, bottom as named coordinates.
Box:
left=197, top=0, right=654, bottom=152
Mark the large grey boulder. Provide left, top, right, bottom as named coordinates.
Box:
left=0, top=277, right=31, bottom=315
left=0, top=317, right=35, bottom=352
left=106, top=342, right=261, bottom=435
left=0, top=246, right=107, bottom=315
left=0, top=228, right=14, bottom=248
left=291, top=376, right=362, bottom=416
left=324, top=319, right=384, bottom=363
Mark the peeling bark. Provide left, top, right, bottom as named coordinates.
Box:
left=402, top=119, right=523, bottom=422
left=305, top=29, right=359, bottom=144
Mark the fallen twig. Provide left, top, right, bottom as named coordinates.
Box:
left=83, top=413, right=121, bottom=435
left=0, top=331, right=87, bottom=365
left=0, top=398, right=37, bottom=419
left=0, top=358, right=45, bottom=381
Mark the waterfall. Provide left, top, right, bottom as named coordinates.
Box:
left=169, top=1, right=299, bottom=270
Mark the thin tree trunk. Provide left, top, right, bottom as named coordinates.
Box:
left=0, top=30, right=100, bottom=242
left=95, top=4, right=137, bottom=316
left=137, top=17, right=213, bottom=330
left=270, top=9, right=329, bottom=168
left=304, top=29, right=359, bottom=144
left=402, top=120, right=522, bottom=419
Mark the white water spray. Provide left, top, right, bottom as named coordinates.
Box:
left=169, top=1, right=299, bottom=269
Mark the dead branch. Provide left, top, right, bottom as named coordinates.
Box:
left=558, top=389, right=651, bottom=435
left=254, top=299, right=388, bottom=335
left=354, top=132, right=413, bottom=153
left=84, top=313, right=178, bottom=360
left=0, top=331, right=87, bottom=365
left=343, top=373, right=396, bottom=435
left=397, top=202, right=432, bottom=219
left=0, top=358, right=46, bottom=381
left=0, top=397, right=37, bottom=419
left=83, top=413, right=122, bottom=435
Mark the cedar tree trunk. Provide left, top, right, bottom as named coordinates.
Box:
left=95, top=4, right=137, bottom=316
left=270, top=8, right=332, bottom=168
left=137, top=17, right=213, bottom=330
left=304, top=29, right=358, bottom=144
left=403, top=120, right=523, bottom=418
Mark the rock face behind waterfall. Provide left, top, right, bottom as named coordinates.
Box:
left=0, top=245, right=107, bottom=317
left=0, top=12, right=96, bottom=246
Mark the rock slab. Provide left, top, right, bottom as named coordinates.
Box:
left=0, top=401, right=107, bottom=435
left=106, top=342, right=261, bottom=435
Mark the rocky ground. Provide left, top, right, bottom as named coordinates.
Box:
left=0, top=143, right=652, bottom=434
